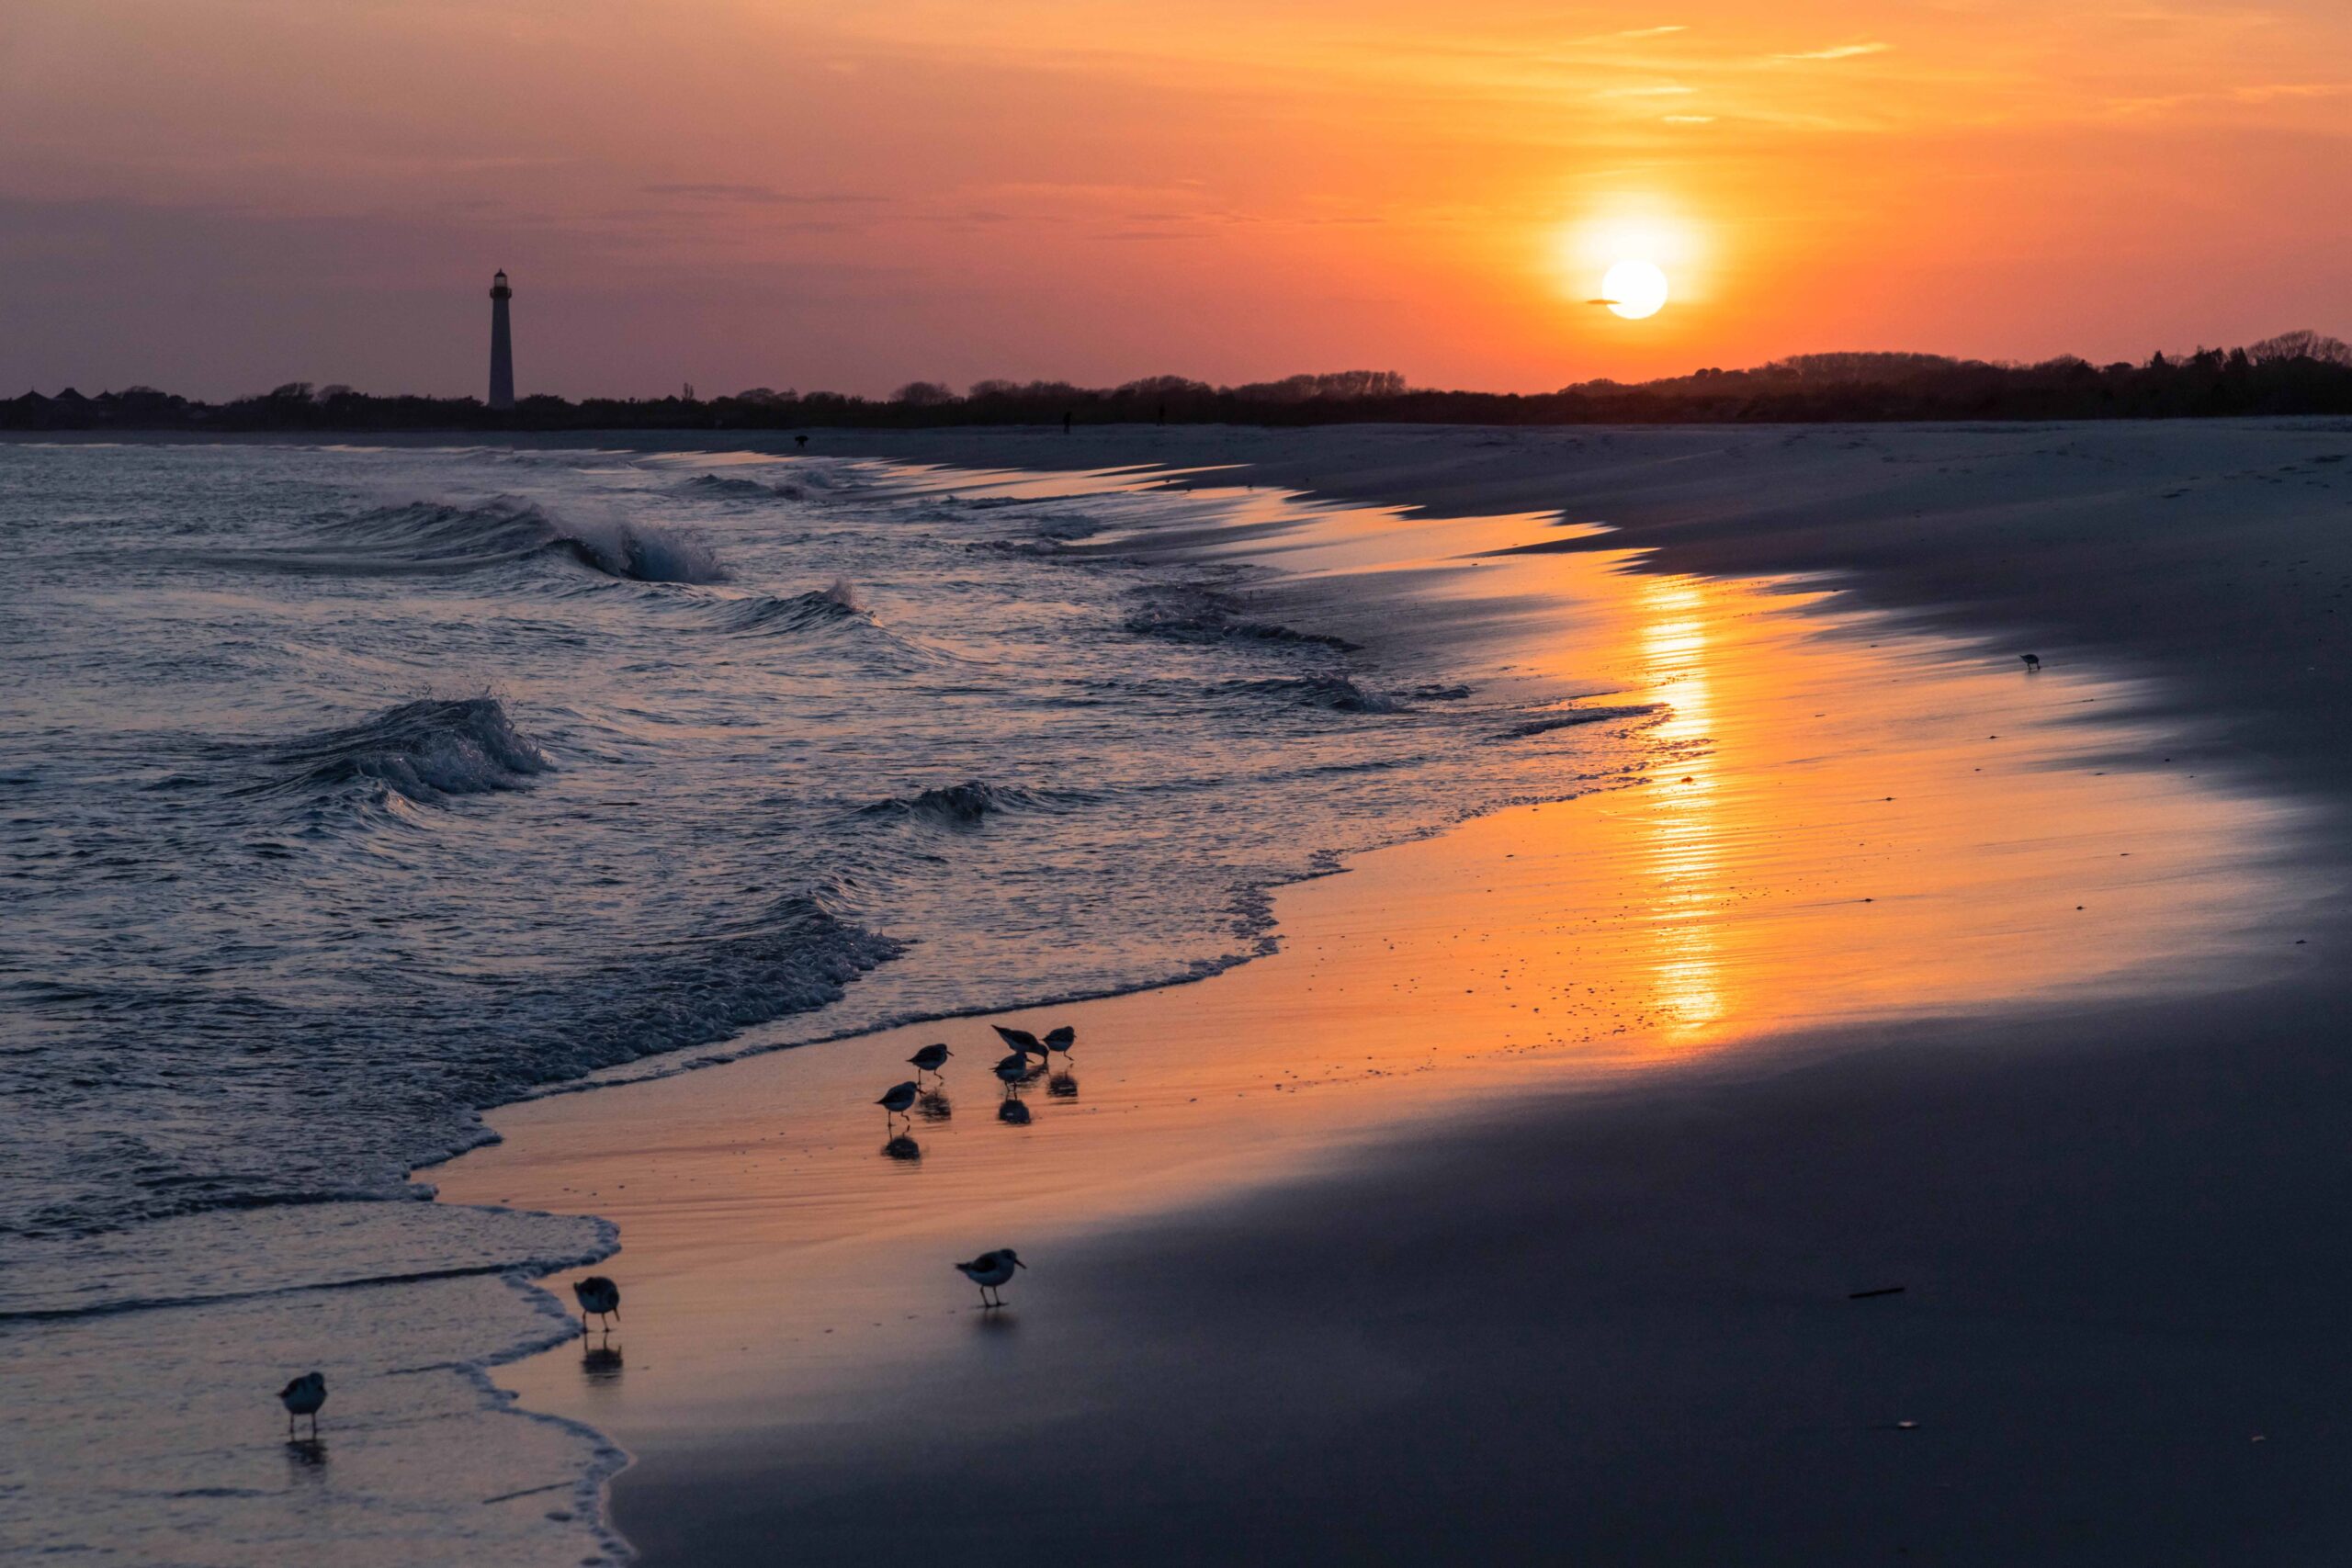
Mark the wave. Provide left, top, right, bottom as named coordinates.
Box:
left=1498, top=704, right=1661, bottom=739
left=511, top=888, right=905, bottom=1084
left=858, top=779, right=1088, bottom=829
left=0, top=1201, right=614, bottom=1321
left=706, top=579, right=869, bottom=636
left=223, top=496, right=727, bottom=583
left=9, top=886, right=902, bottom=1242
left=1125, top=585, right=1357, bottom=650
left=246, top=696, right=552, bottom=807
left=1223, top=674, right=1405, bottom=714
left=950, top=495, right=1049, bottom=511
left=684, top=472, right=804, bottom=502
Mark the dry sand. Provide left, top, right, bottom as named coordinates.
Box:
left=431, top=422, right=2351, bottom=1564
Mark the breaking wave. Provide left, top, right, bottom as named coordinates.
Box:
left=246, top=696, right=551, bottom=807
left=260, top=496, right=728, bottom=583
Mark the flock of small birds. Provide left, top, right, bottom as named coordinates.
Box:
left=275, top=1019, right=1074, bottom=1440
left=882, top=1022, right=1077, bottom=1118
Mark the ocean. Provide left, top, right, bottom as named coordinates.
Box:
left=0, top=439, right=1650, bottom=1563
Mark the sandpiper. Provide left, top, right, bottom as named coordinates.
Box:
left=955, top=1248, right=1026, bottom=1307
left=877, top=1080, right=920, bottom=1123
left=908, top=1043, right=951, bottom=1078
left=2020, top=652, right=2041, bottom=671
left=573, top=1275, right=621, bottom=1332
left=1044, top=1025, right=1075, bottom=1055
left=993, top=1025, right=1048, bottom=1064
left=992, top=1052, right=1032, bottom=1091
left=278, top=1371, right=327, bottom=1439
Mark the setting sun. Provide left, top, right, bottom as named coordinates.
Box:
left=1602, top=259, right=1670, bottom=320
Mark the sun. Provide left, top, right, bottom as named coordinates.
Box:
left=1602, top=258, right=1669, bottom=320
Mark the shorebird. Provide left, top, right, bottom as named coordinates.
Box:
left=908, top=1043, right=952, bottom=1078
left=993, top=1025, right=1048, bottom=1065
left=1044, top=1025, right=1075, bottom=1055
left=278, top=1371, right=327, bottom=1439
left=992, top=1052, right=1033, bottom=1091
left=955, top=1248, right=1026, bottom=1307
left=877, top=1079, right=920, bottom=1124
left=573, top=1275, right=621, bottom=1332
left=2020, top=653, right=2042, bottom=671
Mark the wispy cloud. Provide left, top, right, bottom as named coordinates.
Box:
left=1769, top=41, right=1892, bottom=62
left=1575, top=24, right=1687, bottom=44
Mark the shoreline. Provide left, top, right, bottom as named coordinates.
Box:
left=430, top=423, right=2347, bottom=1562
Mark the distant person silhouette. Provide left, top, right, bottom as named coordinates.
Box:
left=1158, top=401, right=1166, bottom=426
left=1063, top=410, right=1073, bottom=434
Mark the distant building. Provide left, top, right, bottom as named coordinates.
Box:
left=488, top=270, right=515, bottom=411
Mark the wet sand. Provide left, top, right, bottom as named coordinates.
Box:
left=431, top=424, right=2348, bottom=1563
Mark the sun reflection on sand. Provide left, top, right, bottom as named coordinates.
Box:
left=1637, top=578, right=1725, bottom=1035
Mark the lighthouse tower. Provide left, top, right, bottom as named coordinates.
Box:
left=487, top=270, right=515, bottom=411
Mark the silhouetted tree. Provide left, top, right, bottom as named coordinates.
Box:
left=2249, top=330, right=2352, bottom=366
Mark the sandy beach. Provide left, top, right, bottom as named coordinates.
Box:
left=19, top=1, right=2352, bottom=1560
left=431, top=422, right=2350, bottom=1563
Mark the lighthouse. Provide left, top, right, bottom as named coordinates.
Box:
left=487, top=269, right=515, bottom=411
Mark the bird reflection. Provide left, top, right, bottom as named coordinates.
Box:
left=1046, top=1070, right=1079, bottom=1100
left=998, top=1099, right=1033, bottom=1125
left=581, top=1341, right=625, bottom=1383
left=914, top=1088, right=953, bottom=1122
left=285, top=1438, right=329, bottom=1471
left=881, top=1133, right=922, bottom=1162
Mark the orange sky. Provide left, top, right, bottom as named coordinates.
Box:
left=3, top=1, right=2346, bottom=398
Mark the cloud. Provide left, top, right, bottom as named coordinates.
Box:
left=1769, top=41, right=1892, bottom=62
left=1576, top=25, right=1688, bottom=43
left=641, top=184, right=885, bottom=206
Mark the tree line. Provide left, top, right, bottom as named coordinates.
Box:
left=8, top=334, right=2350, bottom=432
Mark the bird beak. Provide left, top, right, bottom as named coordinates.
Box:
left=1015, top=1259, right=1028, bottom=1269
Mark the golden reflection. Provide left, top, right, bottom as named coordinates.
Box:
left=1637, top=579, right=1724, bottom=1035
